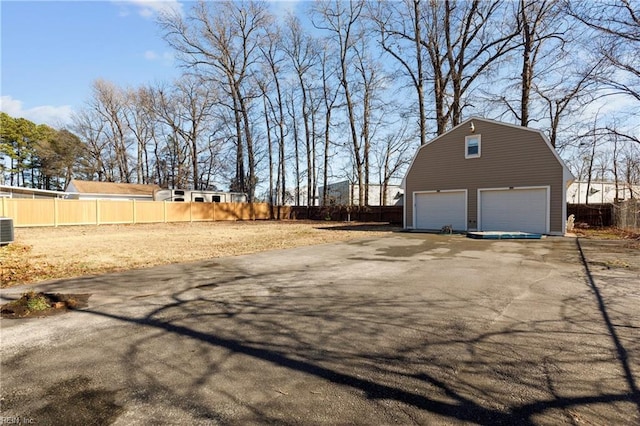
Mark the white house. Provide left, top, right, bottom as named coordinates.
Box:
left=319, top=180, right=403, bottom=206
left=567, top=181, right=639, bottom=204
left=0, top=185, right=67, bottom=199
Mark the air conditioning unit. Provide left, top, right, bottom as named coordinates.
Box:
left=0, top=217, right=14, bottom=246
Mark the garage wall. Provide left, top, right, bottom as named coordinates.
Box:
left=404, top=119, right=565, bottom=233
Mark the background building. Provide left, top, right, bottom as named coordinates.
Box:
left=319, top=181, right=403, bottom=206
left=567, top=181, right=639, bottom=204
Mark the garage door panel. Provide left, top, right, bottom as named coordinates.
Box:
left=480, top=188, right=547, bottom=233
left=415, top=191, right=466, bottom=230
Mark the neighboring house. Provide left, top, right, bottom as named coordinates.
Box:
left=567, top=181, right=639, bottom=204
left=0, top=185, right=67, bottom=199
left=65, top=179, right=161, bottom=200
left=402, top=117, right=574, bottom=235
left=288, top=186, right=320, bottom=206
left=319, top=180, right=404, bottom=206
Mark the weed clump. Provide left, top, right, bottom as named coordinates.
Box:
left=24, top=291, right=50, bottom=312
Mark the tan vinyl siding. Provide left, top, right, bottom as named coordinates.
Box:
left=405, top=120, right=564, bottom=233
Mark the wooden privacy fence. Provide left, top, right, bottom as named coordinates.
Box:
left=613, top=199, right=639, bottom=231
left=288, top=205, right=403, bottom=224
left=567, top=203, right=612, bottom=227
left=0, top=198, right=293, bottom=228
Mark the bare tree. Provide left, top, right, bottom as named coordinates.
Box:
left=371, top=0, right=428, bottom=145
left=285, top=87, right=302, bottom=206
left=125, top=86, right=157, bottom=184
left=148, top=83, right=190, bottom=188
left=374, top=122, right=416, bottom=205
left=71, top=109, right=112, bottom=182
left=175, top=76, right=216, bottom=190
left=258, top=21, right=289, bottom=205
left=283, top=14, right=321, bottom=206
left=513, top=0, right=566, bottom=126
left=90, top=79, right=133, bottom=182
left=319, top=40, right=342, bottom=205
left=568, top=0, right=640, bottom=145
left=312, top=0, right=368, bottom=206
left=258, top=79, right=276, bottom=207
left=352, top=28, right=392, bottom=206
left=537, top=58, right=604, bottom=148
left=159, top=0, right=271, bottom=200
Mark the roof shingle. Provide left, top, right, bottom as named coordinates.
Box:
left=67, top=180, right=161, bottom=196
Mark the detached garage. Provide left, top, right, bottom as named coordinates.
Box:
left=403, top=117, right=574, bottom=235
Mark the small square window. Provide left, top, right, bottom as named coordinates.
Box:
left=465, top=135, right=481, bottom=159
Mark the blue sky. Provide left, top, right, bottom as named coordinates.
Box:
left=1, top=0, right=302, bottom=128
left=1, top=0, right=189, bottom=127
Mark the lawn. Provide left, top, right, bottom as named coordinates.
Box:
left=1, top=221, right=397, bottom=287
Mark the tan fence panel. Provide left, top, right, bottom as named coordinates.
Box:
left=190, top=203, right=214, bottom=222
left=237, top=203, right=251, bottom=220
left=270, top=205, right=293, bottom=220
left=7, top=199, right=55, bottom=227
left=134, top=201, right=165, bottom=224
left=164, top=202, right=192, bottom=222
left=97, top=200, right=134, bottom=225
left=3, top=199, right=290, bottom=227
left=252, top=203, right=271, bottom=219
left=57, top=199, right=98, bottom=226
left=215, top=203, right=251, bottom=220
left=213, top=203, right=240, bottom=221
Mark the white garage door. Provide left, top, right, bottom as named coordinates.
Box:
left=414, top=191, right=466, bottom=230
left=480, top=188, right=548, bottom=233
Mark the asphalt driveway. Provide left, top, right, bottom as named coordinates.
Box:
left=1, top=233, right=639, bottom=425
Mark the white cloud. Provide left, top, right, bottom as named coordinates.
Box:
left=143, top=49, right=174, bottom=66
left=268, top=0, right=301, bottom=19
left=144, top=50, right=159, bottom=60
left=0, top=96, right=74, bottom=128
left=112, top=0, right=184, bottom=19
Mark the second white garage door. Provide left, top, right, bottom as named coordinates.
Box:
left=479, top=187, right=548, bottom=233
left=414, top=191, right=467, bottom=230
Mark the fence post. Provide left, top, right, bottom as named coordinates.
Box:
left=132, top=199, right=136, bottom=224
left=54, top=198, right=58, bottom=227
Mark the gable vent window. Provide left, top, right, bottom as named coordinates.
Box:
left=465, top=135, right=481, bottom=159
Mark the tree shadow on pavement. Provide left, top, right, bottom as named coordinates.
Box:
left=71, top=253, right=640, bottom=425
left=3, top=237, right=639, bottom=424
left=575, top=238, right=640, bottom=413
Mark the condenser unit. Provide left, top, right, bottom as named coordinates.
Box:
left=0, top=217, right=14, bottom=246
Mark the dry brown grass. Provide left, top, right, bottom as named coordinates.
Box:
left=1, top=221, right=397, bottom=288
left=575, top=226, right=640, bottom=249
